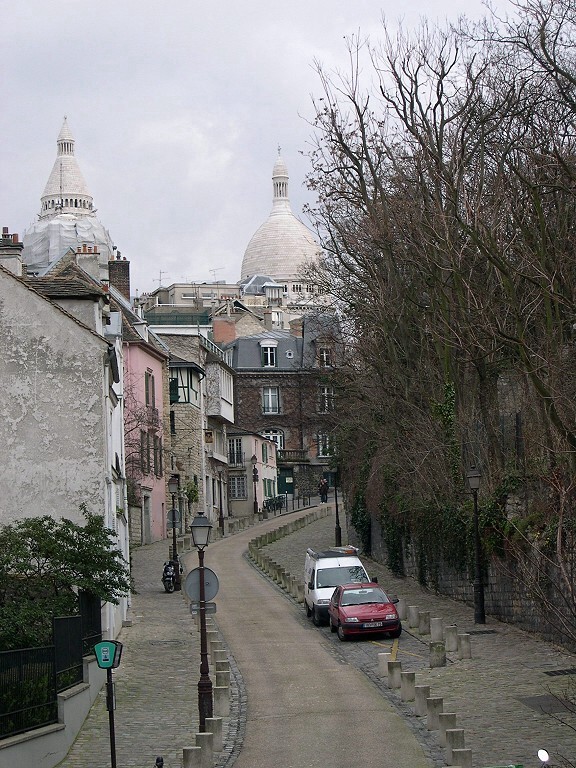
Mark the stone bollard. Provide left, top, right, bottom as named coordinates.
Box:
left=182, top=746, right=202, bottom=768
left=396, top=598, right=407, bottom=620
left=213, top=685, right=230, bottom=717
left=445, top=625, right=458, bottom=652
left=296, top=583, right=305, bottom=604
left=206, top=630, right=218, bottom=650
left=431, top=617, right=444, bottom=642
left=205, top=717, right=223, bottom=752
left=215, top=670, right=230, bottom=688
left=445, top=728, right=465, bottom=764
left=290, top=575, right=298, bottom=598
left=387, top=660, right=402, bottom=689
left=215, top=660, right=229, bottom=672
left=377, top=652, right=391, bottom=677
left=451, top=749, right=472, bottom=768
left=457, top=633, right=472, bottom=659
left=400, top=671, right=416, bottom=702
left=195, top=732, right=213, bottom=768
left=419, top=610, right=431, bottom=636
left=213, top=650, right=228, bottom=664
left=414, top=685, right=431, bottom=716
left=426, top=696, right=443, bottom=730
left=438, top=713, right=457, bottom=747
left=408, top=605, right=419, bottom=628
left=430, top=641, right=447, bottom=668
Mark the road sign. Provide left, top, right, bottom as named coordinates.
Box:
left=190, top=601, right=217, bottom=615
left=94, top=641, right=123, bottom=670
left=184, top=567, right=220, bottom=602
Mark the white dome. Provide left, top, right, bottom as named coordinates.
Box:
left=240, top=151, right=320, bottom=281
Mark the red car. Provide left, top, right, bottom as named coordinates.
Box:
left=328, top=583, right=402, bottom=641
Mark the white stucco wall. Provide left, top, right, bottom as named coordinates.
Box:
left=0, top=270, right=110, bottom=525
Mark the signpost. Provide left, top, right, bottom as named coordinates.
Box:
left=94, top=641, right=123, bottom=768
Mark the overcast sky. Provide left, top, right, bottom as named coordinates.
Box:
left=1, top=0, right=504, bottom=295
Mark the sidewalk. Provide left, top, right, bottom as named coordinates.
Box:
left=263, top=506, right=576, bottom=768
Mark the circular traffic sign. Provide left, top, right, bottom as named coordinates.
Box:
left=184, top=567, right=220, bottom=602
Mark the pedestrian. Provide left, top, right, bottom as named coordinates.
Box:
left=319, top=477, right=329, bottom=503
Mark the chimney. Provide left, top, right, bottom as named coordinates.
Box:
left=289, top=317, right=303, bottom=338
left=0, top=226, right=23, bottom=276
left=263, top=309, right=273, bottom=331
left=108, top=251, right=131, bottom=300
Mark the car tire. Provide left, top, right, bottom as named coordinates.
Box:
left=329, top=616, right=337, bottom=633
left=312, top=606, right=321, bottom=626
left=305, top=602, right=312, bottom=618
left=337, top=623, right=347, bottom=641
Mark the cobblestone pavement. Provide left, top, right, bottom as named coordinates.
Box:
left=262, top=506, right=576, bottom=768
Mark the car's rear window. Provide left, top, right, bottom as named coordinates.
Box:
left=316, top=565, right=368, bottom=588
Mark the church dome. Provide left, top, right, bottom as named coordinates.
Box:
left=240, top=150, right=320, bottom=282
left=23, top=118, right=114, bottom=273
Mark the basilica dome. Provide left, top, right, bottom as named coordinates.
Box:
left=240, top=151, right=320, bottom=282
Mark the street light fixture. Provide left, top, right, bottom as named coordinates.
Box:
left=190, top=512, right=214, bottom=732
left=466, top=466, right=485, bottom=624
left=167, top=475, right=181, bottom=591
left=251, top=454, right=259, bottom=519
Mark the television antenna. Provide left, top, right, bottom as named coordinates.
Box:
left=209, top=267, right=224, bottom=282
left=153, top=270, right=169, bottom=287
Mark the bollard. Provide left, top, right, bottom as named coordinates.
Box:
left=408, top=605, right=419, bottom=628
left=213, top=685, right=230, bottom=717
left=445, top=625, right=458, bottom=652
left=296, top=583, right=304, bottom=603
left=205, top=717, right=223, bottom=752
left=400, top=671, right=416, bottom=702
left=387, top=660, right=402, bottom=689
left=414, top=685, right=431, bottom=716
left=438, top=713, right=457, bottom=747
left=377, top=652, right=391, bottom=677
left=445, top=728, right=465, bottom=764
left=451, top=749, right=472, bottom=768
left=215, top=660, right=229, bottom=673
left=426, top=696, right=443, bottom=730
left=457, top=633, right=472, bottom=659
left=290, top=575, right=298, bottom=598
left=195, top=732, right=213, bottom=768
left=430, top=641, right=447, bottom=668
left=182, top=746, right=202, bottom=768
left=396, top=598, right=407, bottom=620
left=213, top=650, right=228, bottom=664
left=431, top=617, right=444, bottom=642
left=419, top=610, right=431, bottom=636
left=215, top=670, right=230, bottom=688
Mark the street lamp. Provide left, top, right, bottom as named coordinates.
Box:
left=251, top=454, right=259, bottom=518
left=218, top=470, right=224, bottom=535
left=466, top=466, right=485, bottom=624
left=167, top=475, right=181, bottom=591
left=190, top=512, right=213, bottom=732
left=333, top=470, right=342, bottom=547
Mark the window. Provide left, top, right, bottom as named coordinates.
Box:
left=262, top=442, right=268, bottom=463
left=261, top=429, right=285, bottom=449
left=169, top=367, right=200, bottom=405
left=170, top=410, right=176, bottom=434
left=317, top=431, right=332, bottom=457
left=140, top=430, right=151, bottom=474
left=153, top=436, right=163, bottom=477
left=319, top=347, right=332, bottom=367
left=261, top=346, right=277, bottom=367
left=292, top=284, right=302, bottom=293
left=319, top=386, right=335, bottom=413
left=144, top=370, right=155, bottom=408
left=262, top=387, right=279, bottom=414
left=228, top=437, right=243, bottom=466
left=229, top=475, right=248, bottom=499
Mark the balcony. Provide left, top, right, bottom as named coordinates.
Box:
left=278, top=449, right=308, bottom=463
left=228, top=452, right=245, bottom=468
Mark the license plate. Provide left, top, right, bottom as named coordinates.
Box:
left=363, top=621, right=383, bottom=628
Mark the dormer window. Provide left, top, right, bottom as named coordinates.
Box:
left=259, top=339, right=278, bottom=368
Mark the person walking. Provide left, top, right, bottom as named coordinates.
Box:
left=318, top=477, right=329, bottom=503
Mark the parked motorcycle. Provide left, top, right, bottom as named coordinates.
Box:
left=161, top=561, right=176, bottom=593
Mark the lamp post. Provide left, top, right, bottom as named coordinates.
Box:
left=467, top=466, right=485, bottom=624
left=251, top=454, right=259, bottom=518
left=167, top=475, right=181, bottom=591
left=190, top=512, right=213, bottom=732
left=218, top=470, right=224, bottom=535
left=334, top=471, right=342, bottom=547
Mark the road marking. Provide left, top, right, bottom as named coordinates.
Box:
left=391, top=638, right=399, bottom=660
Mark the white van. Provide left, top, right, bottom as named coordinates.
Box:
left=304, top=546, right=372, bottom=625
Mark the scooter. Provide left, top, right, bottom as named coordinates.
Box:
left=161, top=561, right=176, bottom=593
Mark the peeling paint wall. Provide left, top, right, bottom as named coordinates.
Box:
left=0, top=271, right=109, bottom=525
